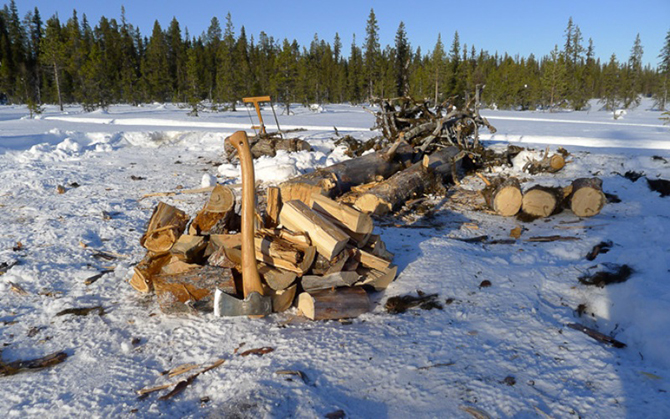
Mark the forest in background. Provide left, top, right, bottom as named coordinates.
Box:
left=1, top=1, right=669, bottom=115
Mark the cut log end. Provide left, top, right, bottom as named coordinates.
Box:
left=571, top=187, right=605, bottom=217
left=297, top=287, right=370, bottom=320
left=493, top=187, right=522, bottom=217
left=521, top=186, right=562, bottom=218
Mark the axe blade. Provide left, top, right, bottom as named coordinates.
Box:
left=214, top=289, right=272, bottom=317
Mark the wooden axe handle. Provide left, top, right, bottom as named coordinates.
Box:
left=229, top=131, right=264, bottom=297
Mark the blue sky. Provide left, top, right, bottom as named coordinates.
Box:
left=17, top=0, right=670, bottom=67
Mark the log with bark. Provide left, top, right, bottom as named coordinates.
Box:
left=225, top=135, right=312, bottom=160
left=480, top=176, right=522, bottom=217
left=566, top=177, right=606, bottom=217
left=357, top=265, right=398, bottom=291
left=301, top=271, right=360, bottom=293
left=353, top=146, right=460, bottom=215
left=521, top=185, right=565, bottom=219
left=140, top=202, right=190, bottom=253
left=523, top=147, right=567, bottom=174
left=297, top=287, right=370, bottom=320
left=170, top=234, right=207, bottom=263
left=279, top=142, right=414, bottom=204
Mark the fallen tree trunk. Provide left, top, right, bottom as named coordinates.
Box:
left=279, top=142, right=414, bottom=204
left=481, top=177, right=522, bottom=217
left=354, top=146, right=460, bottom=215
left=567, top=177, right=606, bottom=217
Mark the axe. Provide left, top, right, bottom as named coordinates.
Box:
left=214, top=131, right=272, bottom=317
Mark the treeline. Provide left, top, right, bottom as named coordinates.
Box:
left=1, top=1, right=669, bottom=113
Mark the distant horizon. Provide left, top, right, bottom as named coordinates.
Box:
left=18, top=0, right=670, bottom=68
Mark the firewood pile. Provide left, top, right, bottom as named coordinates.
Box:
left=130, top=184, right=396, bottom=320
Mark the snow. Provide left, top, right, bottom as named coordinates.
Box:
left=1, top=101, right=670, bottom=418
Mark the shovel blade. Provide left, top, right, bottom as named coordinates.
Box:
left=214, top=289, right=272, bottom=317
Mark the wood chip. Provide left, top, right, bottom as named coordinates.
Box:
left=239, top=347, right=274, bottom=357
left=55, top=306, right=104, bottom=317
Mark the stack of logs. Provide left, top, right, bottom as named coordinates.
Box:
left=481, top=176, right=607, bottom=219
left=130, top=184, right=397, bottom=320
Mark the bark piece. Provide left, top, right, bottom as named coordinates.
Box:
left=279, top=200, right=350, bottom=260
left=297, top=287, right=370, bottom=320
left=568, top=177, right=606, bottom=217
left=481, top=177, right=522, bottom=217
left=521, top=185, right=565, bottom=218
left=140, top=202, right=190, bottom=253
left=153, top=265, right=236, bottom=314
left=354, top=146, right=460, bottom=215
left=301, top=271, right=361, bottom=292
left=279, top=142, right=414, bottom=204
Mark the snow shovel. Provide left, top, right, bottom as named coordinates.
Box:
left=214, top=131, right=272, bottom=317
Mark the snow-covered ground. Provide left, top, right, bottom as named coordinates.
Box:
left=0, top=100, right=669, bottom=418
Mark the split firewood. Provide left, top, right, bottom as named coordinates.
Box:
left=170, top=235, right=207, bottom=263
left=129, top=252, right=173, bottom=293
left=520, top=185, right=565, bottom=219
left=259, top=264, right=297, bottom=291
left=523, top=147, right=566, bottom=174
left=188, top=185, right=235, bottom=235
left=310, top=193, right=373, bottom=235
left=279, top=200, right=350, bottom=261
left=255, top=236, right=301, bottom=264
left=311, top=249, right=349, bottom=276
left=353, top=248, right=392, bottom=271
left=140, top=202, right=190, bottom=253
left=265, top=186, right=282, bottom=227
left=354, top=146, right=460, bottom=215
left=207, top=245, right=239, bottom=269
left=153, top=265, right=236, bottom=314
left=566, top=177, right=606, bottom=217
left=208, top=233, right=242, bottom=252
left=258, top=228, right=311, bottom=250
left=301, top=271, right=360, bottom=293
left=297, top=287, right=370, bottom=320
left=160, top=258, right=200, bottom=275
left=271, top=284, right=298, bottom=312
left=480, top=176, right=522, bottom=217
left=279, top=142, right=414, bottom=204
left=363, top=235, right=394, bottom=261
left=356, top=265, right=398, bottom=291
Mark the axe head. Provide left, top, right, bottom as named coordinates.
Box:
left=214, top=289, right=272, bottom=317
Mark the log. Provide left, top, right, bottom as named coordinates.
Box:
left=354, top=248, right=393, bottom=271
left=310, top=193, right=373, bottom=234
left=523, top=148, right=566, bottom=174
left=297, top=287, right=370, bottom=320
left=188, top=185, right=235, bottom=235
left=279, top=200, right=350, bottom=260
left=140, top=202, right=190, bottom=253
left=301, top=271, right=360, bottom=292
left=265, top=186, right=282, bottom=228
left=521, top=185, right=564, bottom=218
left=170, top=235, right=207, bottom=263
left=129, top=252, right=172, bottom=293
left=279, top=142, right=414, bottom=204
left=153, top=265, right=236, bottom=314
left=568, top=177, right=606, bottom=217
left=481, top=177, right=522, bottom=217
left=354, top=146, right=460, bottom=215
left=357, top=265, right=398, bottom=291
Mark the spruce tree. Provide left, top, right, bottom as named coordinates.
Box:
left=541, top=45, right=567, bottom=110
left=348, top=34, right=364, bottom=103
left=655, top=29, right=670, bottom=110
left=143, top=20, right=170, bottom=102
left=431, top=34, right=446, bottom=105
left=216, top=12, right=236, bottom=109
left=601, top=53, right=621, bottom=114
left=394, top=21, right=410, bottom=97
left=363, top=8, right=380, bottom=99
left=40, top=15, right=64, bottom=110
left=621, top=33, right=643, bottom=108
left=274, top=38, right=298, bottom=114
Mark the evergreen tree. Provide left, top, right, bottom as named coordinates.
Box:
left=216, top=12, right=236, bottom=108
left=431, top=34, right=446, bottom=105
left=143, top=20, right=170, bottom=101
left=541, top=45, right=567, bottom=110
left=185, top=45, right=201, bottom=115
left=274, top=38, right=298, bottom=113
left=621, top=33, right=643, bottom=108
left=655, top=29, right=670, bottom=110
left=600, top=53, right=621, bottom=113
left=363, top=8, right=380, bottom=99
left=347, top=34, right=364, bottom=103
left=204, top=16, right=221, bottom=101
left=166, top=17, right=186, bottom=101
left=447, top=31, right=466, bottom=106
left=393, top=21, right=410, bottom=97
left=39, top=15, right=64, bottom=110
